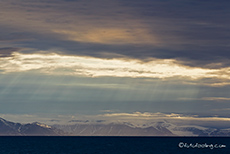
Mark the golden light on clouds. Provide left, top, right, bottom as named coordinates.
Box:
left=0, top=0, right=160, bottom=46
left=53, top=27, right=157, bottom=45
left=101, top=112, right=230, bottom=122
left=1, top=52, right=229, bottom=82
left=201, top=97, right=230, bottom=101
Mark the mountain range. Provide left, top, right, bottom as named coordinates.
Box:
left=1, top=117, right=230, bottom=136
left=0, top=117, right=63, bottom=136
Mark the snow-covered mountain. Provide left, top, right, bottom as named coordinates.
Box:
left=53, top=122, right=174, bottom=136
left=53, top=120, right=230, bottom=136
left=0, top=117, right=64, bottom=136
left=1, top=117, right=230, bottom=136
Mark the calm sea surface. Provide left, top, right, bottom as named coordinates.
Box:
left=0, top=136, right=229, bottom=154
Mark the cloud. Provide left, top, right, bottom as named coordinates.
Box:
left=54, top=28, right=157, bottom=45
left=2, top=112, right=230, bottom=127
left=0, top=0, right=230, bottom=69
left=179, top=97, right=230, bottom=101
left=0, top=113, right=74, bottom=124
left=201, top=97, right=230, bottom=101
left=212, top=108, right=230, bottom=112
left=1, top=52, right=230, bottom=83
left=100, top=112, right=230, bottom=123
left=95, top=112, right=230, bottom=128
left=1, top=0, right=230, bottom=128
left=0, top=47, right=21, bottom=57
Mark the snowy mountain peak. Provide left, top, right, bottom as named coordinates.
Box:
left=32, top=122, right=51, bottom=128
left=0, top=117, right=63, bottom=136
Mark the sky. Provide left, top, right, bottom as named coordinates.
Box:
left=0, top=0, right=230, bottom=126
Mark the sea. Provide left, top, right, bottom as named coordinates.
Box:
left=0, top=136, right=229, bottom=154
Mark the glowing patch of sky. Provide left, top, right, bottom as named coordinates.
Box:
left=1, top=52, right=229, bottom=81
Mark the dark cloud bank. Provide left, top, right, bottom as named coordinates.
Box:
left=0, top=0, right=230, bottom=69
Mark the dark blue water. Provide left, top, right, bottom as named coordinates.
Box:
left=0, top=137, right=229, bottom=154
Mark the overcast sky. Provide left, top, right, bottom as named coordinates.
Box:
left=0, top=0, right=230, bottom=125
